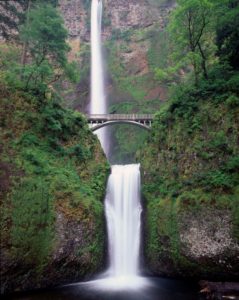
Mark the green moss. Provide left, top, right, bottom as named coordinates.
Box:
left=145, top=196, right=198, bottom=271
left=11, top=178, right=54, bottom=270
left=147, top=30, right=170, bottom=71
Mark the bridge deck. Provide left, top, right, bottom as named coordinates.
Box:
left=87, top=114, right=153, bottom=121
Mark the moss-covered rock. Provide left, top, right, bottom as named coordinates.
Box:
left=0, top=83, right=110, bottom=294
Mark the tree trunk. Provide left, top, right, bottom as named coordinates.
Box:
left=198, top=42, right=208, bottom=80
left=191, top=52, right=199, bottom=87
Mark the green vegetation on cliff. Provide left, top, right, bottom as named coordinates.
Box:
left=139, top=0, right=239, bottom=279
left=0, top=1, right=109, bottom=294
left=0, top=80, right=109, bottom=292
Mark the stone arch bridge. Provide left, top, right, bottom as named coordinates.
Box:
left=87, top=114, right=153, bottom=131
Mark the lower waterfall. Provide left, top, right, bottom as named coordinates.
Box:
left=82, top=164, right=149, bottom=290
left=105, top=164, right=142, bottom=277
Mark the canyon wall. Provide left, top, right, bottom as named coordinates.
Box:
left=59, top=0, right=175, bottom=109
left=59, top=0, right=176, bottom=162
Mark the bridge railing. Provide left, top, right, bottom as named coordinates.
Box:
left=87, top=114, right=153, bottom=121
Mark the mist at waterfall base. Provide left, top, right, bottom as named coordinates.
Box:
left=10, top=278, right=198, bottom=300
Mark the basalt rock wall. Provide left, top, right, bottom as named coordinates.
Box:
left=59, top=0, right=175, bottom=162
left=59, top=0, right=175, bottom=111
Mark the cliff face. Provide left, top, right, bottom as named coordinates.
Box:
left=0, top=82, right=109, bottom=294
left=59, top=0, right=175, bottom=162
left=59, top=0, right=175, bottom=108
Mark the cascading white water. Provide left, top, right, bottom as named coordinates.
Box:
left=83, top=164, right=148, bottom=290
left=90, top=0, right=107, bottom=152
left=105, top=164, right=142, bottom=277
left=88, top=0, right=148, bottom=290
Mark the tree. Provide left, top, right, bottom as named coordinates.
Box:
left=20, top=3, right=78, bottom=92
left=0, top=1, right=58, bottom=41
left=168, top=0, right=215, bottom=85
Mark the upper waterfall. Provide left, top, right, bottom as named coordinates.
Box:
left=90, top=0, right=107, bottom=152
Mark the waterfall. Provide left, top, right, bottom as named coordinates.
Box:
left=89, top=0, right=148, bottom=290
left=105, top=164, right=142, bottom=277
left=83, top=164, right=148, bottom=290
left=90, top=0, right=107, bottom=152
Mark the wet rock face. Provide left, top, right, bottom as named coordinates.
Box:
left=59, top=0, right=88, bottom=39
left=144, top=207, right=239, bottom=280
left=180, top=210, right=239, bottom=260
left=58, top=0, right=176, bottom=110
left=105, top=0, right=165, bottom=31
left=178, top=209, right=239, bottom=278
left=59, top=0, right=175, bottom=39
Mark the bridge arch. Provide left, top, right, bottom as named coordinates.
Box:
left=91, top=120, right=151, bottom=132
left=87, top=114, right=153, bottom=132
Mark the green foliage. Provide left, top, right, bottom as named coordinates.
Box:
left=0, top=44, right=21, bottom=87
left=0, top=80, right=109, bottom=280
left=68, top=144, right=92, bottom=161
left=225, top=156, right=239, bottom=172
left=11, top=177, right=54, bottom=267
left=138, top=0, right=239, bottom=275
left=145, top=196, right=197, bottom=271
left=147, top=30, right=170, bottom=71
left=20, top=3, right=69, bottom=65
left=20, top=3, right=75, bottom=91
left=0, top=2, right=79, bottom=96
left=0, top=0, right=59, bottom=41
left=156, top=0, right=239, bottom=88
left=168, top=0, right=215, bottom=84
left=205, top=171, right=234, bottom=189
left=139, top=35, right=239, bottom=268
left=110, top=125, right=148, bottom=163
